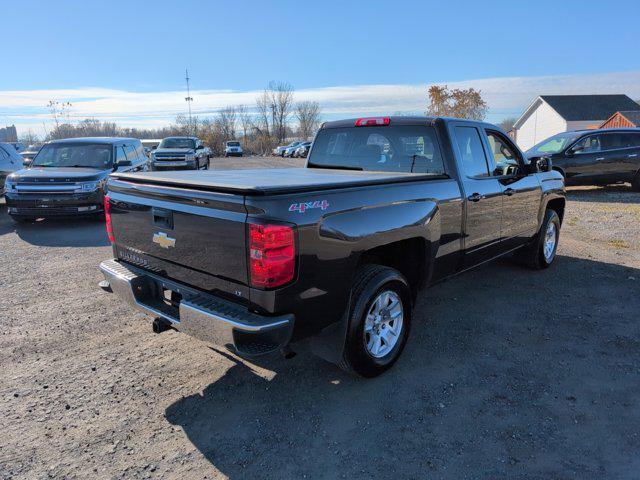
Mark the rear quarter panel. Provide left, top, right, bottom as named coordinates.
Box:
left=246, top=178, right=462, bottom=339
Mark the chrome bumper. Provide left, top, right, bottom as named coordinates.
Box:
left=99, top=259, right=294, bottom=355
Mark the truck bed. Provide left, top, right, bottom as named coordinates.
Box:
left=110, top=168, right=442, bottom=195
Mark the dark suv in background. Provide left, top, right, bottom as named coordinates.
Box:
left=526, top=128, right=640, bottom=190
left=4, top=137, right=148, bottom=222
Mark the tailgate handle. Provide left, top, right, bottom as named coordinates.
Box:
left=152, top=208, right=174, bottom=229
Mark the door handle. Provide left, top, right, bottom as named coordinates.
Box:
left=503, top=188, right=515, bottom=196
left=595, top=157, right=605, bottom=161
left=628, top=154, right=638, bottom=158
left=467, top=193, right=484, bottom=202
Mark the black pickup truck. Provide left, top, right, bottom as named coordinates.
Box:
left=100, top=116, right=565, bottom=377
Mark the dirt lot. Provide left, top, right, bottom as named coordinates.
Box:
left=1, top=157, right=639, bottom=479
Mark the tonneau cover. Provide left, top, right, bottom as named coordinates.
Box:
left=110, top=168, right=440, bottom=195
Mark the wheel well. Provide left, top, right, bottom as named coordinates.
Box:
left=552, top=166, right=565, bottom=177
left=546, top=198, right=566, bottom=224
left=357, top=238, right=427, bottom=297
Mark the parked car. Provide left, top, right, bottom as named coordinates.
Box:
left=274, top=141, right=303, bottom=157
left=99, top=116, right=564, bottom=377
left=9, top=142, right=26, bottom=153
left=224, top=141, right=243, bottom=157
left=20, top=144, right=42, bottom=167
left=141, top=139, right=162, bottom=158
left=4, top=137, right=149, bottom=221
left=151, top=137, right=210, bottom=170
left=526, top=128, right=640, bottom=190
left=0, top=142, right=23, bottom=196
left=294, top=142, right=312, bottom=158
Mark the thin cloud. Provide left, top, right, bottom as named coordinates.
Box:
left=3, top=71, right=639, bottom=135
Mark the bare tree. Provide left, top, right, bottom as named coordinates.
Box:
left=268, top=81, right=294, bottom=144
left=255, top=90, right=272, bottom=138
left=426, top=85, right=488, bottom=121
left=215, top=107, right=237, bottom=141
left=18, top=130, right=40, bottom=145
left=47, top=100, right=73, bottom=138
left=236, top=105, right=252, bottom=142
left=295, top=101, right=321, bottom=140
left=498, top=117, right=518, bottom=132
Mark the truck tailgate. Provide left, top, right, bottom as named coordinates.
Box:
left=107, top=178, right=248, bottom=291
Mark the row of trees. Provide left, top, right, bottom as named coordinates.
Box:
left=31, top=82, right=322, bottom=156
left=25, top=83, right=500, bottom=152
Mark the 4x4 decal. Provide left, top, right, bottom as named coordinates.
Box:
left=289, top=200, right=330, bottom=213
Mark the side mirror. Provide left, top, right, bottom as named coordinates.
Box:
left=151, top=145, right=157, bottom=150
left=23, top=158, right=32, bottom=167
left=536, top=156, right=552, bottom=172
left=566, top=145, right=583, bottom=156
left=116, top=159, right=132, bottom=168
left=195, top=144, right=204, bottom=150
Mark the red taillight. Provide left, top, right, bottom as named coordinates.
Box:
left=355, top=117, right=390, bottom=127
left=104, top=195, right=115, bottom=243
left=249, top=223, right=295, bottom=289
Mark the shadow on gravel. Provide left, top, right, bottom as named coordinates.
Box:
left=7, top=216, right=109, bottom=247
left=165, top=255, right=640, bottom=479
left=567, top=184, right=640, bottom=204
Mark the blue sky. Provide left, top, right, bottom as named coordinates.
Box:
left=2, top=0, right=640, bottom=134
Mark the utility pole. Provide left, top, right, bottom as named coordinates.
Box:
left=185, top=68, right=194, bottom=135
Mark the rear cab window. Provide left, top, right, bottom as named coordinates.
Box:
left=308, top=125, right=446, bottom=175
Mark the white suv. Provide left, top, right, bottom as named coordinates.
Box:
left=224, top=141, right=243, bottom=157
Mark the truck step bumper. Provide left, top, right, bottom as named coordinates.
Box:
left=99, top=259, right=294, bottom=356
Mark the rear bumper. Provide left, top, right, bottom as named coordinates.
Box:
left=225, top=152, right=243, bottom=156
left=100, top=259, right=294, bottom=356
left=5, top=191, right=103, bottom=217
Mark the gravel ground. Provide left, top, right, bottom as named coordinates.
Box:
left=1, top=158, right=639, bottom=479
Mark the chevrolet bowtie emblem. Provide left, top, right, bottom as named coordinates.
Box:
left=153, top=232, right=176, bottom=249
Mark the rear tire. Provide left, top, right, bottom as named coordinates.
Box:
left=516, top=209, right=561, bottom=269
left=632, top=171, right=640, bottom=192
left=339, top=265, right=412, bottom=377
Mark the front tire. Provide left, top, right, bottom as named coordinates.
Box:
left=339, top=265, right=412, bottom=377
left=517, top=209, right=561, bottom=269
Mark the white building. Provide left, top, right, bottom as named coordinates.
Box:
left=512, top=95, right=640, bottom=151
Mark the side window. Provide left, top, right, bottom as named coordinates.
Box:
left=619, top=133, right=640, bottom=148
left=115, top=146, right=127, bottom=164
left=600, top=133, right=624, bottom=151
left=486, top=131, right=520, bottom=175
left=573, top=135, right=601, bottom=153
left=136, top=143, right=145, bottom=159
left=124, top=144, right=138, bottom=161
left=453, top=126, right=490, bottom=178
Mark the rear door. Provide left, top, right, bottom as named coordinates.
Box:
left=483, top=129, right=542, bottom=249
left=617, top=132, right=640, bottom=181
left=449, top=123, right=503, bottom=267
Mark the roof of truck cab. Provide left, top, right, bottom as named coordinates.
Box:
left=110, top=168, right=445, bottom=195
